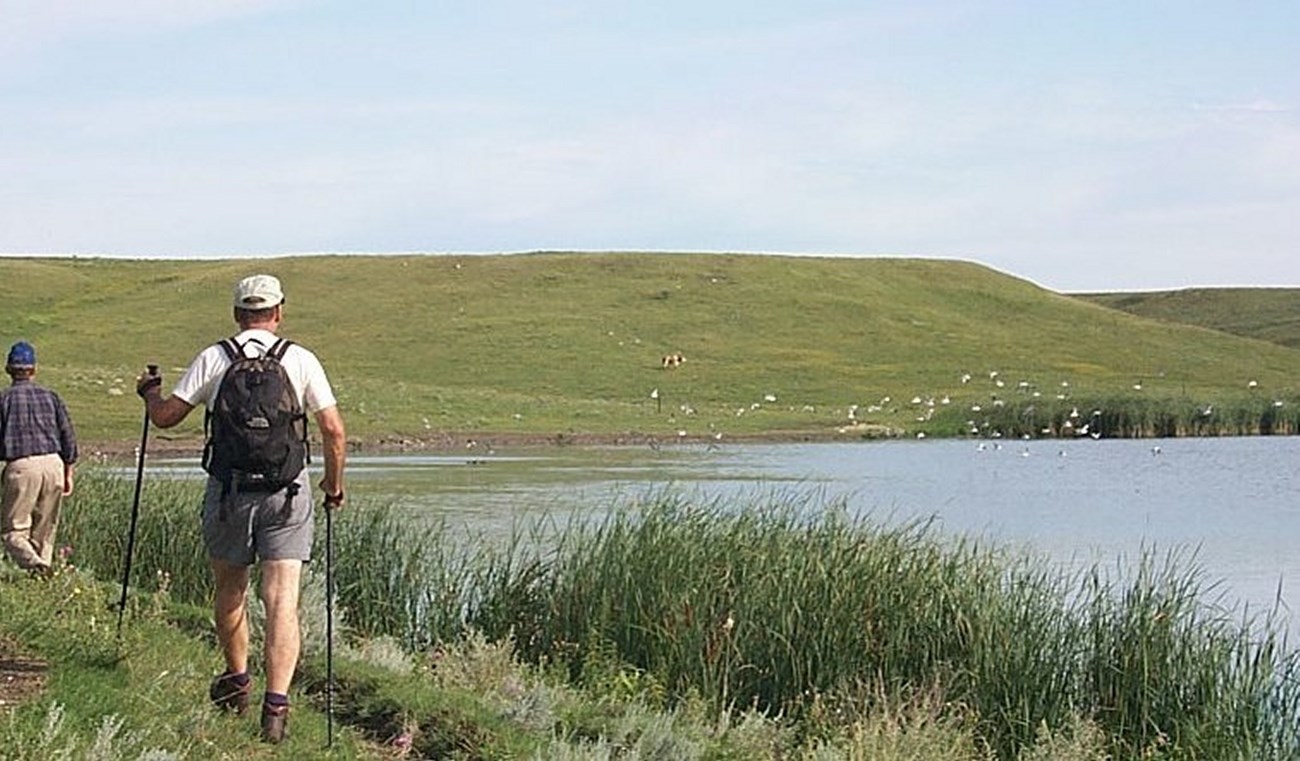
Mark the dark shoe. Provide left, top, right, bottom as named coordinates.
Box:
left=209, top=673, right=251, bottom=714
left=261, top=702, right=289, bottom=744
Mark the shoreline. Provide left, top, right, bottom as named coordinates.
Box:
left=82, top=425, right=905, bottom=459
left=84, top=424, right=1289, bottom=461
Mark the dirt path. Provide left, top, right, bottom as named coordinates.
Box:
left=0, top=634, right=47, bottom=711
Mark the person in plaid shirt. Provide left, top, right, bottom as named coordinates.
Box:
left=0, top=340, right=78, bottom=575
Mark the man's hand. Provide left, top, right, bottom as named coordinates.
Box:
left=321, top=480, right=345, bottom=509
left=135, top=366, right=162, bottom=399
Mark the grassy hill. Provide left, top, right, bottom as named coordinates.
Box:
left=3, top=253, right=1299, bottom=445
left=1077, top=288, right=1300, bottom=350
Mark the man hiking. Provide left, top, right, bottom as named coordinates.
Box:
left=136, top=274, right=346, bottom=743
left=1, top=340, right=78, bottom=576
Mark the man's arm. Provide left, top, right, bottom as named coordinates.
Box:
left=146, top=394, right=195, bottom=428
left=315, top=405, right=346, bottom=506
left=136, top=371, right=195, bottom=429
left=62, top=461, right=74, bottom=497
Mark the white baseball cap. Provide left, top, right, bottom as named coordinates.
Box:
left=233, top=274, right=285, bottom=309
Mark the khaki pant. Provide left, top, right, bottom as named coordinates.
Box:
left=2, top=453, right=65, bottom=570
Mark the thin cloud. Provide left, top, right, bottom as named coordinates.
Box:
left=0, top=0, right=301, bottom=60
left=1192, top=99, right=1290, bottom=114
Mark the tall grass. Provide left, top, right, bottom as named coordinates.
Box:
left=60, top=460, right=210, bottom=606
left=60, top=468, right=1300, bottom=758
left=927, top=393, right=1300, bottom=439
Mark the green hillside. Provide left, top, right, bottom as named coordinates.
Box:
left=3, top=253, right=1298, bottom=445
left=1077, top=288, right=1300, bottom=350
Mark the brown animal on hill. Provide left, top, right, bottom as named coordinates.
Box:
left=661, top=353, right=685, bottom=369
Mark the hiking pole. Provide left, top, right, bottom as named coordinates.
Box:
left=118, top=364, right=157, bottom=635
left=325, top=492, right=336, bottom=748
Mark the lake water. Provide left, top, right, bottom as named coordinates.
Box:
left=155, top=436, right=1300, bottom=630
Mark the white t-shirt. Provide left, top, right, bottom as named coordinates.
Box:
left=172, top=329, right=338, bottom=415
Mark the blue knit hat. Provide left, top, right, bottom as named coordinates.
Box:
left=6, top=341, right=36, bottom=368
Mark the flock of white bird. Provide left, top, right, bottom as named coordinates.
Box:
left=641, top=365, right=1287, bottom=448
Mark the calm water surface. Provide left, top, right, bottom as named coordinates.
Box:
left=162, top=436, right=1300, bottom=628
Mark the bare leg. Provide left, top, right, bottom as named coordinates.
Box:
left=211, top=559, right=251, bottom=676
left=259, top=559, right=303, bottom=695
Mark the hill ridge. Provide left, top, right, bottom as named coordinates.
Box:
left=3, top=253, right=1297, bottom=443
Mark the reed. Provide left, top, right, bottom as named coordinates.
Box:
left=477, top=493, right=1300, bottom=757
left=326, top=500, right=475, bottom=650
left=928, top=394, right=1300, bottom=439
left=60, top=467, right=475, bottom=649
left=59, top=461, right=211, bottom=605
left=57, top=469, right=1300, bottom=758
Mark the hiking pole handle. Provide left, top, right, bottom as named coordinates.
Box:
left=137, top=364, right=162, bottom=399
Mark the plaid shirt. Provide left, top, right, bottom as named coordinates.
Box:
left=0, top=379, right=78, bottom=464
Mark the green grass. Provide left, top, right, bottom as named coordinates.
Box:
left=3, top=253, right=1299, bottom=445
left=7, top=468, right=1293, bottom=759
left=1077, top=288, right=1300, bottom=350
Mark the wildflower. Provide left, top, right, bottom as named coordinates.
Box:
left=391, top=730, right=414, bottom=754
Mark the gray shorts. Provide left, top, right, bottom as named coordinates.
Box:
left=202, top=471, right=314, bottom=565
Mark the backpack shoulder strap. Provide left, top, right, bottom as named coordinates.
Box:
left=267, top=338, right=294, bottom=361
left=216, top=338, right=243, bottom=362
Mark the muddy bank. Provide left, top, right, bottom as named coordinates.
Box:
left=82, top=424, right=903, bottom=460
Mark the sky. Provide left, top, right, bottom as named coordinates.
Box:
left=1, top=1, right=1296, bottom=292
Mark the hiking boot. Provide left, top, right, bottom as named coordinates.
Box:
left=261, top=702, right=289, bottom=744
left=209, top=672, right=251, bottom=714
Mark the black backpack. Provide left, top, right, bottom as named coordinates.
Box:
left=202, top=337, right=309, bottom=494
